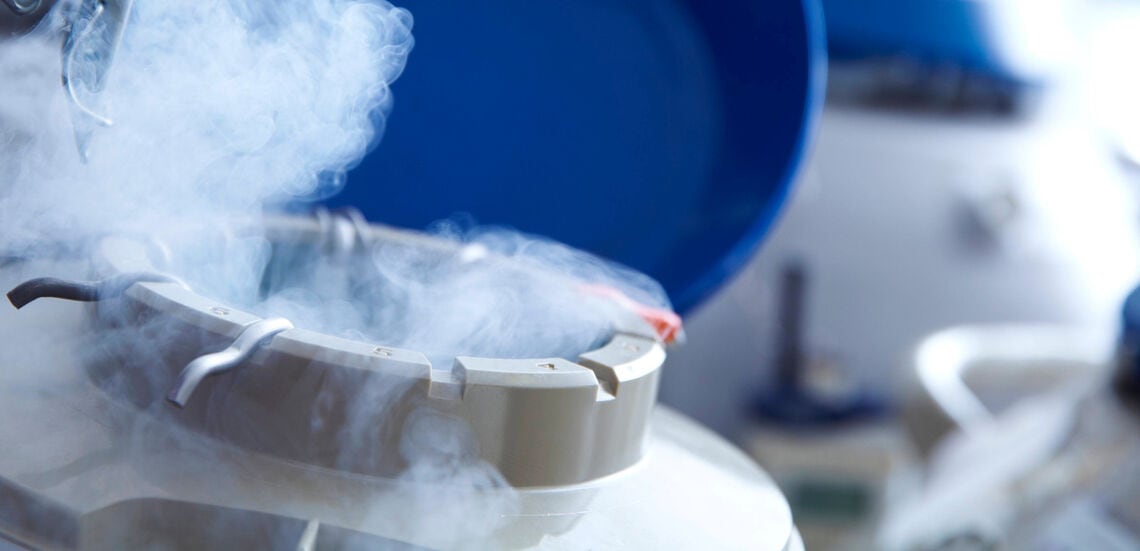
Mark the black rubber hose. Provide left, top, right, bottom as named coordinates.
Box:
left=6, top=277, right=100, bottom=309
left=6, top=273, right=180, bottom=309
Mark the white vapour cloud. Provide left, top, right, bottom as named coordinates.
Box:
left=0, top=0, right=670, bottom=364
left=1, top=0, right=412, bottom=248
left=1, top=1, right=674, bottom=546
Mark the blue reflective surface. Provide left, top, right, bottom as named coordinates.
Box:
left=328, top=0, right=824, bottom=313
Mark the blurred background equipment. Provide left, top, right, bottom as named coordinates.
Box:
left=880, top=314, right=1140, bottom=549
left=657, top=0, right=1140, bottom=549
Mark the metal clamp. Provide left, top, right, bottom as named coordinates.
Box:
left=296, top=519, right=320, bottom=551
left=166, top=317, right=294, bottom=407
left=335, top=207, right=372, bottom=251
left=6, top=272, right=184, bottom=309
left=315, top=206, right=372, bottom=258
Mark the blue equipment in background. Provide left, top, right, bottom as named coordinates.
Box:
left=823, top=0, right=1009, bottom=76
left=328, top=0, right=825, bottom=313
left=1118, top=286, right=1140, bottom=391
left=821, top=0, right=1068, bottom=86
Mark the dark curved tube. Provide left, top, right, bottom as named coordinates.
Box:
left=6, top=278, right=99, bottom=309
left=6, top=272, right=180, bottom=309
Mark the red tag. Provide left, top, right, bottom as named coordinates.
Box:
left=580, top=284, right=683, bottom=344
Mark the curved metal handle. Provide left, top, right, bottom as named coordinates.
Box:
left=166, top=317, right=294, bottom=407
left=911, top=324, right=1110, bottom=451
left=1, top=0, right=53, bottom=39
left=61, top=0, right=134, bottom=159
left=3, top=0, right=41, bottom=15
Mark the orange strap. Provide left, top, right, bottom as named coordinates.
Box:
left=580, top=284, right=683, bottom=344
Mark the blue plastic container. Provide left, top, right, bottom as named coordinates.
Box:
left=328, top=1, right=825, bottom=313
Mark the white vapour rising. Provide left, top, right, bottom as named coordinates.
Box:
left=0, top=0, right=672, bottom=546
left=255, top=219, right=671, bottom=365
left=1, top=0, right=411, bottom=247
left=0, top=0, right=670, bottom=361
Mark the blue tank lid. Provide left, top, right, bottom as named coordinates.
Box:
left=328, top=0, right=825, bottom=313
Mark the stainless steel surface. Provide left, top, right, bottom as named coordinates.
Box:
left=166, top=316, right=295, bottom=407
